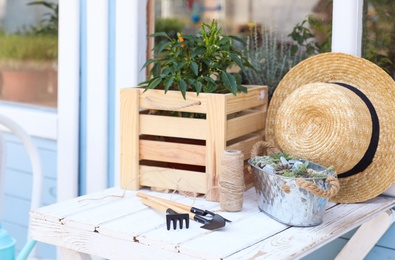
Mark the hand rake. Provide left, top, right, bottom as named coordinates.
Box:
left=138, top=192, right=228, bottom=230
left=141, top=198, right=189, bottom=230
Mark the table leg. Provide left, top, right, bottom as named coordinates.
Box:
left=335, top=209, right=395, bottom=259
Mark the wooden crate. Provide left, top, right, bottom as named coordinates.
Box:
left=120, top=85, right=268, bottom=201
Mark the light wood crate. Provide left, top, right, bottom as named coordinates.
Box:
left=120, top=85, right=268, bottom=201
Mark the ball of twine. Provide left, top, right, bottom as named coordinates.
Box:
left=219, top=150, right=245, bottom=212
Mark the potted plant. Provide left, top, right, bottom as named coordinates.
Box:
left=120, top=20, right=268, bottom=201
left=248, top=141, right=340, bottom=226
left=0, top=33, right=57, bottom=103
left=140, top=19, right=255, bottom=99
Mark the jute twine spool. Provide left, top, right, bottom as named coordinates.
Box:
left=219, top=150, right=245, bottom=212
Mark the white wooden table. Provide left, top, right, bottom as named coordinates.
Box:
left=30, top=187, right=395, bottom=260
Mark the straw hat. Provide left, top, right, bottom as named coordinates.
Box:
left=265, top=52, right=395, bottom=203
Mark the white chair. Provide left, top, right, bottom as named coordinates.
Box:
left=0, top=114, right=43, bottom=259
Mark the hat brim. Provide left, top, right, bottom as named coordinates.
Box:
left=265, top=52, right=395, bottom=203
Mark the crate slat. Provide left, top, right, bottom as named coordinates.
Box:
left=120, top=88, right=140, bottom=190
left=140, top=165, right=207, bottom=194
left=140, top=140, right=206, bottom=166
left=139, top=88, right=208, bottom=113
left=140, top=114, right=206, bottom=140
left=227, top=110, right=266, bottom=141
left=226, top=86, right=267, bottom=114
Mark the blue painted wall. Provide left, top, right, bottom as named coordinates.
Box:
left=1, top=132, right=56, bottom=259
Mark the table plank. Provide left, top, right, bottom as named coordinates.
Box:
left=29, top=187, right=395, bottom=260
left=30, top=188, right=128, bottom=223
left=30, top=216, right=199, bottom=260
left=226, top=196, right=395, bottom=259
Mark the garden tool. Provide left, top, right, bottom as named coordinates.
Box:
left=136, top=192, right=231, bottom=222
left=141, top=198, right=189, bottom=230
left=138, top=194, right=227, bottom=230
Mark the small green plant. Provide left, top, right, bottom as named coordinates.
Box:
left=242, top=25, right=307, bottom=98
left=250, top=153, right=335, bottom=179
left=139, top=19, right=255, bottom=99
left=288, top=16, right=331, bottom=56
left=27, top=1, right=58, bottom=35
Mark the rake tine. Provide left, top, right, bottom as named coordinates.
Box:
left=166, top=208, right=189, bottom=230
left=141, top=198, right=191, bottom=230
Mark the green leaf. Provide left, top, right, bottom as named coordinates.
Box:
left=178, top=79, right=187, bottom=99
left=195, top=81, right=203, bottom=95
left=204, top=76, right=216, bottom=85
left=290, top=45, right=299, bottom=56
left=152, top=62, right=161, bottom=77
left=177, top=61, right=187, bottom=70
left=234, top=73, right=242, bottom=85
left=221, top=71, right=237, bottom=95
left=187, top=78, right=196, bottom=86
left=306, top=45, right=315, bottom=55
left=204, top=83, right=217, bottom=93
left=165, top=58, right=176, bottom=65
left=163, top=76, right=174, bottom=93
left=145, top=77, right=162, bottom=90
left=217, top=36, right=229, bottom=46
left=296, top=34, right=304, bottom=45
left=191, top=47, right=206, bottom=58
left=239, top=85, right=248, bottom=93
left=228, top=35, right=246, bottom=44
left=140, top=59, right=156, bottom=70
left=154, top=40, right=171, bottom=55
left=138, top=79, right=151, bottom=86
left=190, top=61, right=198, bottom=76
left=162, top=67, right=173, bottom=76
left=181, top=34, right=198, bottom=42
left=172, top=42, right=186, bottom=49
left=229, top=53, right=244, bottom=70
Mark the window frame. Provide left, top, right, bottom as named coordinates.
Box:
left=0, top=102, right=57, bottom=139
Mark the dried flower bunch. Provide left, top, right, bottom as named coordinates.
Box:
left=250, top=153, right=335, bottom=178
left=139, top=19, right=255, bottom=99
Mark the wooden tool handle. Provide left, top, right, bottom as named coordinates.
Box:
left=137, top=193, right=195, bottom=220
left=141, top=198, right=169, bottom=213
left=137, top=192, right=191, bottom=211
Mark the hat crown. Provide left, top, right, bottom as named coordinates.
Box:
left=274, top=83, right=372, bottom=174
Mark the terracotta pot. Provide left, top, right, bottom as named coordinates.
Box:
left=1, top=70, right=50, bottom=102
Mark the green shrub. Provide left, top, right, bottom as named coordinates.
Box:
left=0, top=34, right=57, bottom=61
left=0, top=34, right=57, bottom=70
left=242, top=26, right=307, bottom=98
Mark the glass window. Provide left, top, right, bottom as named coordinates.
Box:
left=362, top=0, right=395, bottom=79
left=0, top=0, right=58, bottom=108
left=151, top=0, right=332, bottom=98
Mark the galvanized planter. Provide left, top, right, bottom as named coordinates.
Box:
left=249, top=159, right=337, bottom=227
